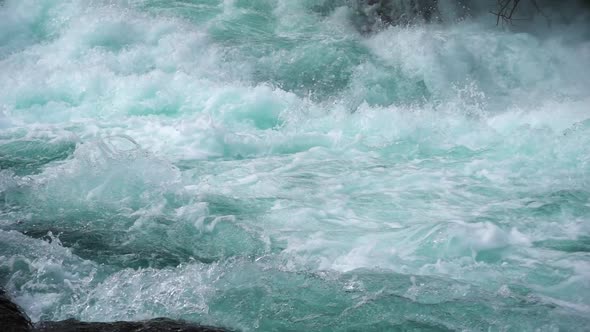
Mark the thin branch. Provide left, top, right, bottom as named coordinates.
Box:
left=530, top=0, right=552, bottom=26
left=491, top=0, right=551, bottom=26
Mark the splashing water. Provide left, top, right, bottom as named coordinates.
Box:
left=1, top=0, right=590, bottom=330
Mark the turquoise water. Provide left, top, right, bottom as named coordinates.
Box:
left=1, top=0, right=590, bottom=330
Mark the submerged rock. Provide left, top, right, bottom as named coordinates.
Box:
left=1, top=289, right=227, bottom=332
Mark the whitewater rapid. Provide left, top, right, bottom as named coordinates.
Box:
left=1, top=0, right=590, bottom=330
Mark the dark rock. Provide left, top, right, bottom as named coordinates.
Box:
left=350, top=0, right=442, bottom=34
left=1, top=288, right=229, bottom=332
left=34, top=318, right=228, bottom=332
left=0, top=289, right=33, bottom=332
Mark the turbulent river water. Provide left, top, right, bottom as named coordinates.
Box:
left=1, top=0, right=590, bottom=330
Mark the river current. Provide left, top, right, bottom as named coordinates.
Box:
left=1, top=0, right=590, bottom=330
